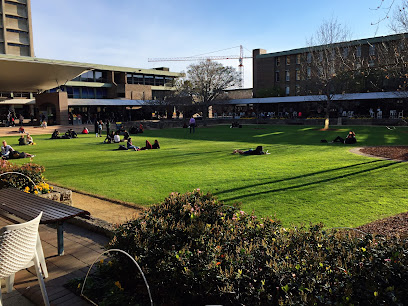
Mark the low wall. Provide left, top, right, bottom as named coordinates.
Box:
left=38, top=185, right=72, bottom=205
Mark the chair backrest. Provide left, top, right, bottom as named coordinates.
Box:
left=0, top=212, right=42, bottom=278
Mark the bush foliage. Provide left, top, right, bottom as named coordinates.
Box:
left=0, top=159, right=46, bottom=191
left=80, top=190, right=408, bottom=305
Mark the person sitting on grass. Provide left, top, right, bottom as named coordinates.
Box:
left=26, top=133, right=34, bottom=145
left=103, top=131, right=114, bottom=144
left=232, top=146, right=268, bottom=155
left=18, top=126, right=25, bottom=133
left=332, top=131, right=357, bottom=144
left=51, top=129, right=61, bottom=139
left=81, top=127, right=89, bottom=134
left=113, top=132, right=121, bottom=143
left=18, top=134, right=27, bottom=145
left=126, top=138, right=139, bottom=151
left=123, top=130, right=130, bottom=141
left=1, top=140, right=34, bottom=159
left=68, top=129, right=78, bottom=138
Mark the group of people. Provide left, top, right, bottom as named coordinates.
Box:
left=18, top=134, right=34, bottom=146
left=51, top=129, right=78, bottom=139
left=1, top=140, right=35, bottom=160
left=118, top=139, right=160, bottom=151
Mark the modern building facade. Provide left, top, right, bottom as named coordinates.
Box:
left=248, top=33, right=408, bottom=119
left=0, top=0, right=34, bottom=56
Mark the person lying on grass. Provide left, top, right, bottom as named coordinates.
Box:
left=1, top=140, right=35, bottom=159
left=332, top=131, right=357, bottom=144
left=232, top=146, right=269, bottom=155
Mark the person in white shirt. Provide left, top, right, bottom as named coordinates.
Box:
left=113, top=133, right=121, bottom=143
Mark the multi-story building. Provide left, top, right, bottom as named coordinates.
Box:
left=0, top=0, right=34, bottom=56
left=249, top=34, right=408, bottom=119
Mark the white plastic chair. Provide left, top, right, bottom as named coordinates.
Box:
left=0, top=212, right=49, bottom=306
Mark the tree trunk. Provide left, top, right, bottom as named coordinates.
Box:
left=323, top=96, right=331, bottom=130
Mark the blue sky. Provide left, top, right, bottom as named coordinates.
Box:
left=31, top=0, right=397, bottom=88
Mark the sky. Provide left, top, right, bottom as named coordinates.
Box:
left=31, top=0, right=398, bottom=88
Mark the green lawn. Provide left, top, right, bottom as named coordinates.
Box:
left=4, top=124, right=408, bottom=228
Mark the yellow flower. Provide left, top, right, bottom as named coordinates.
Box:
left=34, top=190, right=38, bottom=194
left=25, top=186, right=30, bottom=191
left=99, top=259, right=104, bottom=264
left=114, top=281, right=123, bottom=291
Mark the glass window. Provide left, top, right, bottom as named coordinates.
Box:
left=165, top=77, right=174, bottom=86
left=369, top=45, right=375, bottom=56
left=127, top=73, right=133, bottom=84
left=307, top=67, right=311, bottom=79
left=343, top=47, right=349, bottom=58
left=275, top=57, right=280, bottom=66
left=356, top=46, right=362, bottom=57
left=275, top=71, right=280, bottom=82
left=145, top=75, right=154, bottom=85
left=134, top=75, right=144, bottom=84
left=73, top=87, right=80, bottom=99
left=307, top=53, right=312, bottom=63
left=155, top=76, right=165, bottom=86
left=286, top=56, right=290, bottom=65
left=87, top=88, right=95, bottom=99
left=285, top=86, right=290, bottom=95
left=66, top=86, right=73, bottom=98
left=95, top=71, right=103, bottom=82
left=81, top=88, right=87, bottom=99
left=285, top=70, right=290, bottom=81
left=80, top=71, right=94, bottom=82
left=296, top=54, right=301, bottom=64
left=296, top=69, right=300, bottom=81
left=96, top=88, right=107, bottom=99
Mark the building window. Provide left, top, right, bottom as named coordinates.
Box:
left=307, top=53, right=312, bottom=63
left=343, top=47, right=349, bottom=58
left=165, top=77, right=174, bottom=86
left=319, top=51, right=323, bottom=62
left=356, top=46, right=362, bottom=57
left=296, top=54, right=301, bottom=64
left=296, top=85, right=300, bottom=95
left=275, top=71, right=280, bottom=82
left=95, top=71, right=103, bottom=82
left=296, top=68, right=300, bottom=81
left=369, top=60, right=375, bottom=67
left=369, top=44, right=375, bottom=56
left=80, top=71, right=94, bottom=82
left=126, top=73, right=133, bottom=84
left=155, top=76, right=165, bottom=86
left=307, top=67, right=311, bottom=79
left=286, top=56, right=290, bottom=65
left=144, top=75, right=154, bottom=85
left=285, top=86, right=290, bottom=95
left=133, top=75, right=144, bottom=84
left=275, top=57, right=280, bottom=66
left=285, top=70, right=290, bottom=81
left=96, top=88, right=107, bottom=99
left=72, top=87, right=80, bottom=99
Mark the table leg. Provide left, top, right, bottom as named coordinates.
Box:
left=57, top=221, right=64, bottom=256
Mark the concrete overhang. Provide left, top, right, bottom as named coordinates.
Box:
left=0, top=54, right=91, bottom=93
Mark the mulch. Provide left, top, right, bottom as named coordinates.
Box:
left=360, top=146, right=408, bottom=162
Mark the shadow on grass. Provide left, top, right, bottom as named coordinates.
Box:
left=218, top=160, right=403, bottom=202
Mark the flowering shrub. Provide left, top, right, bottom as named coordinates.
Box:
left=0, top=159, right=46, bottom=192
left=76, top=190, right=408, bottom=305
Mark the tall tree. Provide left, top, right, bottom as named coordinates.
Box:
left=182, top=60, right=241, bottom=118
left=303, top=18, right=355, bottom=129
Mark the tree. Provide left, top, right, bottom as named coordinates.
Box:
left=180, top=60, right=241, bottom=118
left=303, top=17, right=355, bottom=129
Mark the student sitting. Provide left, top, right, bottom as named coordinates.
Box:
left=69, top=129, right=78, bottom=138
left=123, top=130, right=130, bottom=141
left=126, top=138, right=139, bottom=151
left=81, top=127, right=89, bottom=134
left=18, top=135, right=27, bottom=145
left=51, top=129, right=61, bottom=139
left=26, top=134, right=34, bottom=145
left=140, top=140, right=153, bottom=150
left=332, top=131, right=357, bottom=144
left=1, top=140, right=34, bottom=159
left=113, top=132, right=121, bottom=143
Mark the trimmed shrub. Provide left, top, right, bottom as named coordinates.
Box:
left=78, top=190, right=408, bottom=305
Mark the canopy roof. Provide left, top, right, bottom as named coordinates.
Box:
left=68, top=99, right=146, bottom=106
left=0, top=55, right=90, bottom=92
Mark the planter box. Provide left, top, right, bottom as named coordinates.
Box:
left=38, top=185, right=72, bottom=205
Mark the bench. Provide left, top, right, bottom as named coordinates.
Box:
left=0, top=188, right=90, bottom=255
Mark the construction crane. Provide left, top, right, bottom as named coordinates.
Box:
left=148, top=45, right=252, bottom=88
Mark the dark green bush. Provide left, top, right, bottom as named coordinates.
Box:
left=80, top=190, right=408, bottom=305
left=0, top=159, right=46, bottom=190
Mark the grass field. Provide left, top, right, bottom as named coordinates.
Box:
left=4, top=124, right=408, bottom=228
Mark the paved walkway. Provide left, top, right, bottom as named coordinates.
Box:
left=0, top=215, right=109, bottom=305
left=0, top=125, right=96, bottom=138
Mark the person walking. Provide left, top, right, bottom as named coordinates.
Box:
left=189, top=116, right=196, bottom=134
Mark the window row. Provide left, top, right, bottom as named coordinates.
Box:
left=49, top=86, right=108, bottom=99
left=126, top=73, right=174, bottom=87
left=72, top=70, right=105, bottom=83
